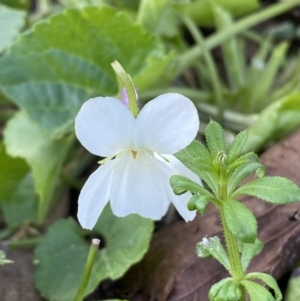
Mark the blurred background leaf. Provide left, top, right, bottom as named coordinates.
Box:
left=0, top=6, right=173, bottom=138
left=0, top=4, right=26, bottom=53
left=34, top=205, right=153, bottom=301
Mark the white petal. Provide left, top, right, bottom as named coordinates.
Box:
left=155, top=154, right=200, bottom=221
left=168, top=192, right=196, bottom=221
left=77, top=158, right=118, bottom=229
left=161, top=154, right=202, bottom=185
left=135, top=93, right=199, bottom=154
left=75, top=96, right=135, bottom=157
left=110, top=151, right=170, bottom=219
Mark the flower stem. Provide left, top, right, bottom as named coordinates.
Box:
left=219, top=208, right=244, bottom=280
left=74, top=239, right=100, bottom=301
left=217, top=168, right=246, bottom=300
left=178, top=0, right=300, bottom=74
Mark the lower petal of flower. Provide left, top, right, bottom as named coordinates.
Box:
left=110, top=151, right=170, bottom=219
left=77, top=158, right=119, bottom=229
left=155, top=154, right=199, bottom=221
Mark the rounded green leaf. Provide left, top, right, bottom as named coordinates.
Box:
left=3, top=112, right=72, bottom=221
left=232, top=176, right=300, bottom=204
left=0, top=4, right=26, bottom=52
left=0, top=6, right=172, bottom=137
left=0, top=143, right=38, bottom=226
left=223, top=199, right=257, bottom=243
left=34, top=205, right=153, bottom=301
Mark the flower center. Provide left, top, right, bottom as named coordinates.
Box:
left=131, top=150, right=137, bottom=159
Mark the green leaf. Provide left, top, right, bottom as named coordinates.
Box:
left=137, top=0, right=179, bottom=37
left=213, top=5, right=246, bottom=90
left=188, top=195, right=210, bottom=214
left=244, top=93, right=300, bottom=152
left=34, top=206, right=153, bottom=301
left=205, top=120, right=226, bottom=158
left=176, top=140, right=215, bottom=173
left=240, top=238, right=263, bottom=271
left=223, top=199, right=257, bottom=243
left=61, top=0, right=139, bottom=11
left=227, top=162, right=264, bottom=196
left=245, top=273, right=282, bottom=301
left=175, top=141, right=218, bottom=194
left=1, top=173, right=38, bottom=227
left=241, top=279, right=276, bottom=301
left=227, top=151, right=260, bottom=171
left=0, top=143, right=28, bottom=200
left=60, top=0, right=107, bottom=8
left=251, top=42, right=289, bottom=112
left=3, top=112, right=72, bottom=221
left=285, top=268, right=300, bottom=301
left=227, top=130, right=248, bottom=163
left=196, top=236, right=231, bottom=272
left=208, top=278, right=233, bottom=301
left=0, top=4, right=26, bottom=52
left=174, top=0, right=260, bottom=27
left=216, top=279, right=241, bottom=301
left=232, top=176, right=300, bottom=204
left=170, top=175, right=214, bottom=198
left=0, top=0, right=29, bottom=9
left=0, top=144, right=38, bottom=226
left=0, top=6, right=173, bottom=137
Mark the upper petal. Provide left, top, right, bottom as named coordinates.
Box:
left=134, top=93, right=199, bottom=154
left=110, top=151, right=170, bottom=219
left=77, top=158, right=118, bottom=229
left=75, top=96, right=135, bottom=157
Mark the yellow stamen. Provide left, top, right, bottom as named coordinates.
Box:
left=131, top=150, right=137, bottom=159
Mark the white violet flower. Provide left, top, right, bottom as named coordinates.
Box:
left=75, top=93, right=201, bottom=229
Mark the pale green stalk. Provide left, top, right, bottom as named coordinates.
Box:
left=74, top=239, right=100, bottom=301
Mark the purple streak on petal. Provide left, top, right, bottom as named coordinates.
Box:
left=121, top=87, right=141, bottom=109
left=121, top=88, right=129, bottom=107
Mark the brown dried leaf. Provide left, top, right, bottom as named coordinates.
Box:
left=0, top=243, right=43, bottom=301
